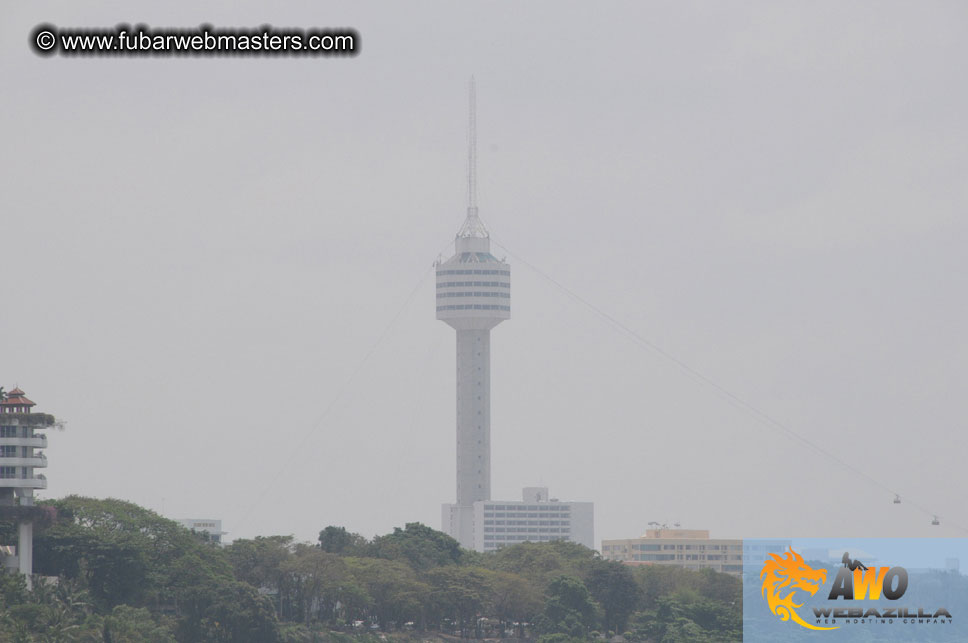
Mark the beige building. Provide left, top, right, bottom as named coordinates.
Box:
left=601, top=528, right=745, bottom=576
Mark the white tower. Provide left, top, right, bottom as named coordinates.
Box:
left=439, top=79, right=510, bottom=549
left=0, top=387, right=52, bottom=586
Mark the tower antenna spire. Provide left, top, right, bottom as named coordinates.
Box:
left=456, top=77, right=487, bottom=239
left=468, top=75, right=477, bottom=211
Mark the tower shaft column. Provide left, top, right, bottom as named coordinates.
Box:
left=456, top=329, right=490, bottom=506
left=18, top=521, right=33, bottom=588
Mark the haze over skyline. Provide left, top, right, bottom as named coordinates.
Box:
left=1, top=1, right=966, bottom=545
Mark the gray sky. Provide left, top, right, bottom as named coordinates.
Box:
left=1, top=1, right=966, bottom=545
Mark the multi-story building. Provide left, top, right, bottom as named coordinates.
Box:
left=602, top=528, right=746, bottom=576
left=472, top=487, right=593, bottom=552
left=0, top=387, right=53, bottom=584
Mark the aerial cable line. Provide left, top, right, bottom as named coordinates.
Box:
left=492, top=237, right=965, bottom=534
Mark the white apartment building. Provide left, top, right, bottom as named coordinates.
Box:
left=446, top=487, right=593, bottom=552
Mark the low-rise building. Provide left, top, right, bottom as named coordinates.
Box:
left=602, top=528, right=745, bottom=575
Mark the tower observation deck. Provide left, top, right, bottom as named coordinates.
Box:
left=439, top=79, right=510, bottom=549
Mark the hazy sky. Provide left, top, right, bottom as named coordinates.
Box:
left=1, top=1, right=966, bottom=545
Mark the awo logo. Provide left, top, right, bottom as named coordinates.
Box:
left=825, top=552, right=908, bottom=602
left=760, top=548, right=954, bottom=632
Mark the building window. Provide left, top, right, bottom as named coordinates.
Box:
left=0, top=466, right=16, bottom=479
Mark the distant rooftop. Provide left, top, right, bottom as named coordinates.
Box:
left=640, top=529, right=711, bottom=540
left=1, top=387, right=35, bottom=412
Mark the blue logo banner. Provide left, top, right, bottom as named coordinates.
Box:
left=743, top=538, right=968, bottom=641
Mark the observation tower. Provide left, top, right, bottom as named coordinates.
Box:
left=438, top=79, right=510, bottom=549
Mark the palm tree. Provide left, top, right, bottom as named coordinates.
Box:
left=55, top=578, right=92, bottom=618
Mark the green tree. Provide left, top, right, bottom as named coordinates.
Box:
left=633, top=565, right=740, bottom=612
left=368, top=523, right=462, bottom=571
left=483, top=541, right=595, bottom=591
left=536, top=635, right=587, bottom=643
left=425, top=566, right=489, bottom=635
left=483, top=569, right=542, bottom=636
left=225, top=535, right=295, bottom=618
left=281, top=544, right=354, bottom=624
left=643, top=590, right=740, bottom=643
left=345, top=557, right=428, bottom=630
left=318, top=526, right=367, bottom=554
left=538, top=575, right=597, bottom=637
left=34, top=497, right=231, bottom=609
left=584, top=559, right=641, bottom=633
left=175, top=580, right=279, bottom=643
left=28, top=496, right=279, bottom=641
left=0, top=572, right=29, bottom=610
left=100, top=605, right=177, bottom=642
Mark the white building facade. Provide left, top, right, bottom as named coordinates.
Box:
left=177, top=518, right=226, bottom=544
left=474, top=487, right=593, bottom=552
left=0, top=388, right=53, bottom=584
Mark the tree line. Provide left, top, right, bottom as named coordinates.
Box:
left=0, top=496, right=741, bottom=642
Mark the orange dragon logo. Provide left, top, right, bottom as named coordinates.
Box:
left=760, top=548, right=837, bottom=631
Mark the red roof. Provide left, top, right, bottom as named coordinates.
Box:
left=1, top=387, right=34, bottom=407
